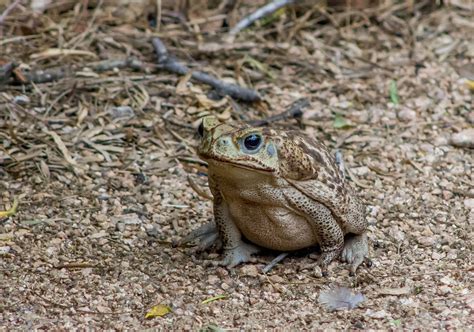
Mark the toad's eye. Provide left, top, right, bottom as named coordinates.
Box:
left=243, top=134, right=262, bottom=151
left=197, top=121, right=204, bottom=137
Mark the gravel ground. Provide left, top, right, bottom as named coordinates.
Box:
left=0, top=1, right=473, bottom=330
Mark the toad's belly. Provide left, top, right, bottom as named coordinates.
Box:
left=228, top=202, right=318, bottom=251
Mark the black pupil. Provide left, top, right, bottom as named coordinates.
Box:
left=244, top=134, right=261, bottom=150
left=197, top=122, right=204, bottom=137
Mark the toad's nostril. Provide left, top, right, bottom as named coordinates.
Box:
left=219, top=138, right=230, bottom=146
left=197, top=121, right=204, bottom=137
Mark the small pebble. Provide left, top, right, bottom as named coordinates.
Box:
left=466, top=112, right=474, bottom=124
left=13, top=95, right=30, bottom=105
left=0, top=246, right=11, bottom=255
left=221, top=282, right=230, bottom=290
left=116, top=222, right=126, bottom=232
left=207, top=275, right=219, bottom=284
left=240, top=265, right=258, bottom=277
left=464, top=198, right=474, bottom=210
left=398, top=108, right=417, bottom=122
left=351, top=166, right=370, bottom=176
left=268, top=275, right=284, bottom=283
left=450, top=129, right=474, bottom=148
left=313, top=265, right=323, bottom=278
left=145, top=224, right=159, bottom=236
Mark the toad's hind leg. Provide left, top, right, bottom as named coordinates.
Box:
left=285, top=191, right=344, bottom=274
left=341, top=233, right=369, bottom=275
left=344, top=195, right=367, bottom=234
left=341, top=195, right=369, bottom=274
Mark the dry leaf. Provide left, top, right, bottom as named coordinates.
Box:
left=77, top=106, right=88, bottom=126
left=145, top=304, right=172, bottom=319
left=467, top=80, right=474, bottom=90
left=43, top=129, right=77, bottom=166
left=176, top=71, right=193, bottom=95
left=0, top=198, right=19, bottom=218
left=216, top=107, right=232, bottom=121
left=196, top=94, right=228, bottom=109
left=39, top=160, right=50, bottom=180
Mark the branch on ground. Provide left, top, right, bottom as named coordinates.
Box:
left=262, top=252, right=289, bottom=273
left=229, top=0, right=295, bottom=37
left=2, top=58, right=146, bottom=85
left=151, top=37, right=261, bottom=102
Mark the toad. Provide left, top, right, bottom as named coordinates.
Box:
left=182, top=116, right=369, bottom=274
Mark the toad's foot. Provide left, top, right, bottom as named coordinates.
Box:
left=318, top=246, right=344, bottom=276
left=341, top=233, right=369, bottom=275
left=221, top=242, right=260, bottom=268
left=177, top=223, right=221, bottom=251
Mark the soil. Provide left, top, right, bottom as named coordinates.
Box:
left=0, top=1, right=473, bottom=330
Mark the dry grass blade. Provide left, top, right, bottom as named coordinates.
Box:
left=30, top=48, right=98, bottom=60
left=42, top=129, right=77, bottom=166
left=187, top=175, right=212, bottom=200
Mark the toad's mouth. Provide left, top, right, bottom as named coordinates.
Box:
left=202, top=156, right=275, bottom=174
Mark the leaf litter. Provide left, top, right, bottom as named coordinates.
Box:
left=0, top=0, right=473, bottom=330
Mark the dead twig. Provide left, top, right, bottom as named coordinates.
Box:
left=346, top=166, right=372, bottom=189
left=187, top=175, right=213, bottom=200
left=229, top=0, right=294, bottom=37
left=262, top=252, right=289, bottom=273
left=9, top=58, right=146, bottom=85
left=21, top=67, right=72, bottom=84
left=88, top=58, right=146, bottom=72
left=151, top=37, right=261, bottom=102
left=248, top=98, right=309, bottom=126
left=53, top=263, right=97, bottom=269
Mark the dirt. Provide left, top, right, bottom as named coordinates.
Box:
left=0, top=1, right=473, bottom=330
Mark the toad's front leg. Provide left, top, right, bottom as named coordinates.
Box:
left=177, top=222, right=221, bottom=251
left=213, top=193, right=260, bottom=267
